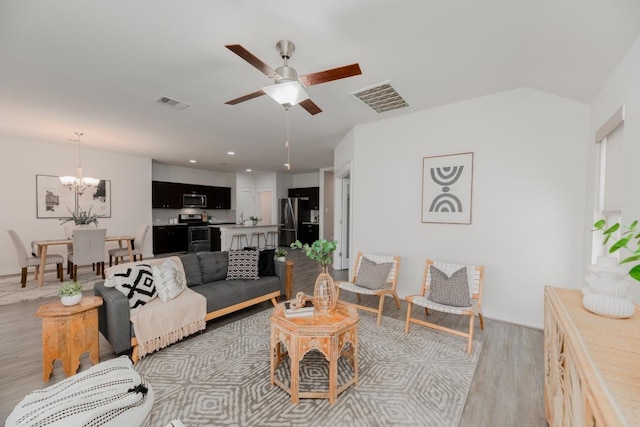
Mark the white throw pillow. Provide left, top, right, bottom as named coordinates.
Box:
left=153, top=259, right=187, bottom=302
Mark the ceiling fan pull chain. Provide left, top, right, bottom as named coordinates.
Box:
left=285, top=108, right=291, bottom=170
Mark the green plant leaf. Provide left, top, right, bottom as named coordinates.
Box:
left=629, top=265, right=640, bottom=282
left=604, top=223, right=620, bottom=234
left=609, top=236, right=631, bottom=253
left=593, top=219, right=606, bottom=229
left=620, top=254, right=640, bottom=264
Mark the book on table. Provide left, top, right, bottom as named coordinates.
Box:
left=284, top=300, right=314, bottom=313
left=284, top=309, right=314, bottom=318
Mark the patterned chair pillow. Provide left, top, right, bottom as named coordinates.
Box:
left=428, top=266, right=471, bottom=307
left=355, top=256, right=393, bottom=290
left=110, top=264, right=157, bottom=311
left=226, top=250, right=260, bottom=280
left=152, top=259, right=187, bottom=302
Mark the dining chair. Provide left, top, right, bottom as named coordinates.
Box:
left=335, top=252, right=401, bottom=325
left=7, top=230, right=64, bottom=288
left=108, top=224, right=149, bottom=266
left=68, top=228, right=107, bottom=281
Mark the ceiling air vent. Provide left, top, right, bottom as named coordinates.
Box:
left=156, top=96, right=191, bottom=110
left=350, top=81, right=409, bottom=113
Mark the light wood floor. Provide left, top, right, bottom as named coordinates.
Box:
left=0, top=250, right=547, bottom=426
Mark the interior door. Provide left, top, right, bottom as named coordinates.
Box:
left=257, top=189, right=273, bottom=224
left=237, top=187, right=256, bottom=223
left=340, top=176, right=350, bottom=269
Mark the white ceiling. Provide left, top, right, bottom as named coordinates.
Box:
left=1, top=1, right=639, bottom=174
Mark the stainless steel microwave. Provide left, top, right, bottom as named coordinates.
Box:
left=183, top=193, right=207, bottom=208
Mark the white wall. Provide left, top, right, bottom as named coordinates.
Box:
left=292, top=172, right=319, bottom=187
left=337, top=88, right=590, bottom=328
left=0, top=136, right=152, bottom=275
left=586, top=34, right=640, bottom=299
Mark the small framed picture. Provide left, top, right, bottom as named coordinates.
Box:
left=422, top=152, right=473, bottom=224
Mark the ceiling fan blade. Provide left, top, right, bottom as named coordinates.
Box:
left=225, top=89, right=266, bottom=105
left=225, top=44, right=279, bottom=79
left=299, top=99, right=322, bottom=115
left=299, top=63, right=362, bottom=86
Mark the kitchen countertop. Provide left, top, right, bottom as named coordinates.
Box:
left=301, top=222, right=320, bottom=225
left=211, top=224, right=279, bottom=229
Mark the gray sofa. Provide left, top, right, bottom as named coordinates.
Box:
left=94, top=251, right=292, bottom=360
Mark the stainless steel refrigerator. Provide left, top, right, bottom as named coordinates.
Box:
left=279, top=198, right=310, bottom=246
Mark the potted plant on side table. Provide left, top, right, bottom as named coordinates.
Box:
left=274, top=248, right=288, bottom=262
left=58, top=281, right=83, bottom=306
left=290, top=239, right=338, bottom=314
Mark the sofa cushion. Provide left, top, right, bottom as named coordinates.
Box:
left=198, top=252, right=228, bottom=283
left=226, top=250, right=259, bottom=280
left=258, top=249, right=276, bottom=277
left=178, top=253, right=203, bottom=287
left=152, top=259, right=187, bottom=302
left=110, top=264, right=157, bottom=312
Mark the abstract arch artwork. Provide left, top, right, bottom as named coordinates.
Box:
left=422, top=152, right=473, bottom=224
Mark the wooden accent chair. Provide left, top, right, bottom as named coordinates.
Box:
left=69, top=228, right=107, bottom=281
left=405, top=259, right=485, bottom=354
left=7, top=229, right=64, bottom=287
left=108, top=224, right=149, bottom=266
left=335, top=252, right=401, bottom=325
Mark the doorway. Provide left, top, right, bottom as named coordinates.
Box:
left=257, top=189, right=274, bottom=224
left=334, top=160, right=351, bottom=270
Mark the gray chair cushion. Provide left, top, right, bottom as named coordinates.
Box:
left=428, top=266, right=471, bottom=307
left=178, top=253, right=203, bottom=286
left=198, top=252, right=228, bottom=283
left=355, top=256, right=393, bottom=290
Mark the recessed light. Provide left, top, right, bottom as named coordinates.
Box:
left=227, top=151, right=235, bottom=155
left=246, top=168, right=252, bottom=172
left=189, top=160, right=197, bottom=163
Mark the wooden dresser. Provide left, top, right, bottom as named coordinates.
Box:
left=544, top=287, right=640, bottom=426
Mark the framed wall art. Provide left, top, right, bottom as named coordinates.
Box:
left=421, top=152, right=473, bottom=224
left=36, top=174, right=111, bottom=219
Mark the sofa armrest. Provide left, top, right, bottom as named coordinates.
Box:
left=94, top=281, right=132, bottom=355
left=274, top=259, right=294, bottom=299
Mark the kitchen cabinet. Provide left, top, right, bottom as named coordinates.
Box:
left=299, top=223, right=319, bottom=245
left=152, top=181, right=184, bottom=209
left=152, top=225, right=188, bottom=255
left=208, top=187, right=231, bottom=209
left=288, top=187, right=320, bottom=210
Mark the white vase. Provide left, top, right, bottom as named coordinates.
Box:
left=274, top=256, right=286, bottom=262
left=582, top=256, right=635, bottom=318
left=61, top=293, right=82, bottom=306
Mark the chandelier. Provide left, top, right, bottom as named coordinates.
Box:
left=59, top=132, right=100, bottom=195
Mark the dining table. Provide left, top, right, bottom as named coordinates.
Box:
left=33, top=235, right=135, bottom=287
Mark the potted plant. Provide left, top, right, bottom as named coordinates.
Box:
left=274, top=248, right=288, bottom=262
left=60, top=206, right=99, bottom=226
left=58, top=281, right=83, bottom=306
left=290, top=239, right=338, bottom=314
left=593, top=219, right=640, bottom=281
left=248, top=216, right=261, bottom=225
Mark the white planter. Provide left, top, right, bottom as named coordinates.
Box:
left=583, top=256, right=635, bottom=318
left=61, top=293, right=82, bottom=306
left=274, top=256, right=286, bottom=262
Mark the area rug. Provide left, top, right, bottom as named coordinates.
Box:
left=0, top=268, right=104, bottom=306
left=135, top=309, right=482, bottom=427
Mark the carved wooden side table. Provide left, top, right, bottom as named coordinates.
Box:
left=270, top=299, right=359, bottom=404
left=36, top=296, right=103, bottom=382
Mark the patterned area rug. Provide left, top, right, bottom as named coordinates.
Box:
left=135, top=309, right=481, bottom=427
left=0, top=268, right=104, bottom=306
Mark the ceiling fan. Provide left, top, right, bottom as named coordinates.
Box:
left=225, top=40, right=362, bottom=115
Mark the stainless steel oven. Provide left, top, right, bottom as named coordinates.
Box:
left=179, top=214, right=211, bottom=252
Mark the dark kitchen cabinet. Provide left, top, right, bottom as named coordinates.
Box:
left=152, top=181, right=184, bottom=209
left=209, top=187, right=231, bottom=209
left=299, top=223, right=319, bottom=245
left=152, top=225, right=188, bottom=255
left=308, top=187, right=320, bottom=210
left=288, top=187, right=309, bottom=198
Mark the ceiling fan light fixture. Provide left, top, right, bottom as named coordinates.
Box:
left=262, top=81, right=309, bottom=107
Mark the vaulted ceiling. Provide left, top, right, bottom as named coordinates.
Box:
left=1, top=1, right=639, bottom=173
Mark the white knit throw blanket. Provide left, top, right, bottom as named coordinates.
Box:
left=130, top=287, right=206, bottom=358
left=6, top=357, right=153, bottom=427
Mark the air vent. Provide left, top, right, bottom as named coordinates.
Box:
left=156, top=96, right=191, bottom=110
left=350, top=81, right=409, bottom=113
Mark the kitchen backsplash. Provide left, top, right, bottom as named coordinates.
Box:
left=153, top=208, right=235, bottom=225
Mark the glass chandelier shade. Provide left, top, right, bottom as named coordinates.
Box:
left=59, top=132, right=99, bottom=195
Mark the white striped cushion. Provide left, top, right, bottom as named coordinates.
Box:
left=336, top=281, right=381, bottom=296
left=410, top=295, right=477, bottom=314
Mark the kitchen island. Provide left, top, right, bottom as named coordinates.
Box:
left=209, top=224, right=279, bottom=251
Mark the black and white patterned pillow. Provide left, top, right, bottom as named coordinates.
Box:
left=355, top=256, right=393, bottom=290
left=428, top=266, right=471, bottom=307
left=226, top=250, right=259, bottom=280
left=111, top=264, right=157, bottom=311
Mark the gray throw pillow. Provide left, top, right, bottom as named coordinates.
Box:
left=428, top=266, right=471, bottom=307
left=355, top=256, right=393, bottom=290
left=226, top=250, right=260, bottom=280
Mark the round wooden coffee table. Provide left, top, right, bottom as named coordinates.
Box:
left=270, top=299, right=359, bottom=404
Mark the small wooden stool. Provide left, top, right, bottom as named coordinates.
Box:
left=250, top=232, right=266, bottom=249
left=265, top=231, right=278, bottom=249
left=36, top=296, right=103, bottom=382
left=229, top=233, right=248, bottom=250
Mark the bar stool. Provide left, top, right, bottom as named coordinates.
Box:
left=229, top=234, right=248, bottom=250
left=265, top=231, right=278, bottom=249
left=250, top=232, right=266, bottom=250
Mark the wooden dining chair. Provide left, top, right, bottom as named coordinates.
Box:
left=7, top=230, right=64, bottom=288
left=68, top=228, right=107, bottom=281
left=108, top=224, right=149, bottom=266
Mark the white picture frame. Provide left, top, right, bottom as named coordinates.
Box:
left=421, top=152, right=473, bottom=224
